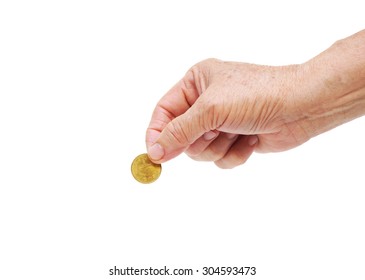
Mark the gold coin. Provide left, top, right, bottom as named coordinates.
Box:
left=131, top=153, right=161, bottom=184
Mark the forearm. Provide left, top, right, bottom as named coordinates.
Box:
left=298, top=30, right=365, bottom=136
left=314, top=30, right=365, bottom=94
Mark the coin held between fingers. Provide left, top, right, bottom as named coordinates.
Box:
left=131, top=153, right=162, bottom=184
left=147, top=143, right=164, bottom=161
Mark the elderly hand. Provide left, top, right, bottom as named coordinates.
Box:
left=146, top=31, right=365, bottom=168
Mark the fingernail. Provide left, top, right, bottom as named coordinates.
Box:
left=203, top=131, right=218, bottom=141
left=226, top=133, right=237, bottom=140
left=148, top=143, right=164, bottom=161
left=248, top=135, right=258, bottom=146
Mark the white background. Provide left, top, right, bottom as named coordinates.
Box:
left=1, top=1, right=364, bottom=279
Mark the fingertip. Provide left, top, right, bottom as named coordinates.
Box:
left=147, top=143, right=165, bottom=162
left=214, top=135, right=256, bottom=169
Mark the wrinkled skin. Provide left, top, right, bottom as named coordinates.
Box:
left=146, top=59, right=310, bottom=168
left=146, top=30, right=365, bottom=168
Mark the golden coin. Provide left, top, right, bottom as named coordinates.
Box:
left=131, top=153, right=162, bottom=184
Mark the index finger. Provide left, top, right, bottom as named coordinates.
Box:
left=145, top=70, right=201, bottom=155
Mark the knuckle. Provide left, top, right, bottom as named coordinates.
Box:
left=231, top=153, right=248, bottom=166
left=206, top=145, right=225, bottom=161
left=165, top=120, right=190, bottom=146
left=196, top=58, right=220, bottom=68
left=214, top=159, right=235, bottom=169
left=190, top=145, right=226, bottom=162
left=185, top=146, right=201, bottom=157
left=190, top=58, right=219, bottom=71
left=214, top=152, right=248, bottom=169
left=186, top=58, right=221, bottom=94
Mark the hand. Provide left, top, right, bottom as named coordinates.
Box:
left=146, top=30, right=365, bottom=169
left=145, top=59, right=311, bottom=168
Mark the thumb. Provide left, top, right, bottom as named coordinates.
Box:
left=148, top=101, right=209, bottom=163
